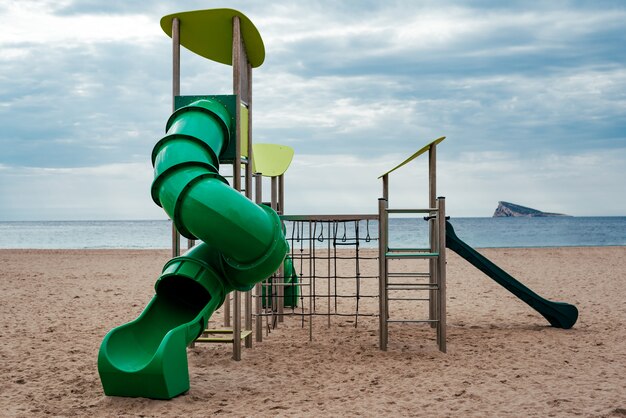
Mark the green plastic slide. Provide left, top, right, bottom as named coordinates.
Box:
left=98, top=99, right=288, bottom=399
left=445, top=221, right=578, bottom=329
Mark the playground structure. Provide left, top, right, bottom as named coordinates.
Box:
left=97, top=8, right=579, bottom=400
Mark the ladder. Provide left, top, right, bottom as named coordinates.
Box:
left=378, top=197, right=447, bottom=353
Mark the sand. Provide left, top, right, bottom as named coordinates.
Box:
left=1, top=247, right=625, bottom=417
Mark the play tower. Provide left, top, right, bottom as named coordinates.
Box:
left=161, top=9, right=290, bottom=360
left=98, top=9, right=294, bottom=398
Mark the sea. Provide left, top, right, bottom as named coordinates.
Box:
left=0, top=217, right=624, bottom=249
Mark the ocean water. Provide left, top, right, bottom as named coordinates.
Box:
left=0, top=220, right=172, bottom=249
left=0, top=217, right=623, bottom=250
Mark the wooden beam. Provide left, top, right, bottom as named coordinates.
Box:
left=171, top=17, right=181, bottom=258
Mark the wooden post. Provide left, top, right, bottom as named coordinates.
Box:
left=243, top=60, right=254, bottom=349
left=230, top=15, right=243, bottom=360
left=436, top=197, right=447, bottom=353
left=232, top=17, right=242, bottom=194
left=278, top=174, right=286, bottom=323
left=278, top=174, right=285, bottom=215
left=428, top=144, right=437, bottom=327
left=245, top=62, right=253, bottom=199
left=378, top=198, right=388, bottom=351
left=171, top=17, right=181, bottom=258
left=254, top=173, right=264, bottom=342
left=382, top=174, right=389, bottom=201
left=270, top=176, right=284, bottom=322
left=271, top=176, right=278, bottom=210
left=380, top=174, right=389, bottom=350
left=245, top=286, right=253, bottom=348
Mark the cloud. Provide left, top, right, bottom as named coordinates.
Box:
left=0, top=40, right=171, bottom=168
left=0, top=162, right=162, bottom=220
left=1, top=0, right=625, bottom=219
left=280, top=146, right=626, bottom=217
left=438, top=148, right=626, bottom=216
left=1, top=2, right=161, bottom=46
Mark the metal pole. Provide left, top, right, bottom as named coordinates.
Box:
left=378, top=198, right=388, bottom=351
left=170, top=17, right=181, bottom=258
left=437, top=197, right=447, bottom=353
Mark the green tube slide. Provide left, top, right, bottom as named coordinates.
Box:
left=445, top=221, right=578, bottom=329
left=98, top=99, right=288, bottom=399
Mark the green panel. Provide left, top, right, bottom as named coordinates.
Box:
left=174, top=95, right=239, bottom=162
left=160, top=9, right=265, bottom=68
left=252, top=143, right=295, bottom=177
left=378, top=136, right=445, bottom=178
left=240, top=104, right=249, bottom=158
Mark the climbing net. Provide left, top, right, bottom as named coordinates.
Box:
left=258, top=215, right=380, bottom=339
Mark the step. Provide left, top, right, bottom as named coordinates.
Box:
left=387, top=272, right=431, bottom=278
left=386, top=252, right=439, bottom=259
left=387, top=283, right=438, bottom=291
left=195, top=330, right=253, bottom=344
left=386, top=319, right=439, bottom=324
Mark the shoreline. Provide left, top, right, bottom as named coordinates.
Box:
left=1, top=243, right=626, bottom=251
left=1, top=247, right=625, bottom=416
left=2, top=217, right=625, bottom=250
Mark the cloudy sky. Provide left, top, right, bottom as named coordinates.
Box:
left=1, top=0, right=625, bottom=220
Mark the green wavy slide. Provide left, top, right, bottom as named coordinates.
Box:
left=98, top=99, right=288, bottom=399
left=445, top=221, right=578, bottom=329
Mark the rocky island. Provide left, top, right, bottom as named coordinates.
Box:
left=493, top=201, right=569, bottom=217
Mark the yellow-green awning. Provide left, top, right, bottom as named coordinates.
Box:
left=160, top=9, right=265, bottom=68
left=252, top=144, right=295, bottom=177
left=378, top=136, right=445, bottom=178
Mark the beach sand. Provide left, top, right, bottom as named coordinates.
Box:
left=1, top=247, right=625, bottom=417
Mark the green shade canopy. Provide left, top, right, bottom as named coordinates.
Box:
left=252, top=144, right=295, bottom=177
left=378, top=136, right=445, bottom=178
left=160, top=9, right=265, bottom=68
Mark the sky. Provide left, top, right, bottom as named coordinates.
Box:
left=1, top=0, right=625, bottom=220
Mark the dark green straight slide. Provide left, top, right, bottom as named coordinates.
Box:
left=445, top=221, right=578, bottom=329
left=97, top=99, right=288, bottom=399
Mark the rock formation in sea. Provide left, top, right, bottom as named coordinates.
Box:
left=493, top=201, right=568, bottom=217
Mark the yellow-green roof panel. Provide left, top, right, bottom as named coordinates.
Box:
left=160, top=8, right=265, bottom=68
left=378, top=136, right=445, bottom=178
left=252, top=144, right=295, bottom=177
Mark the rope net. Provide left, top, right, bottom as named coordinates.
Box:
left=257, top=217, right=379, bottom=337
